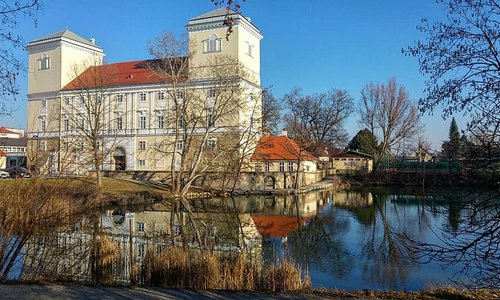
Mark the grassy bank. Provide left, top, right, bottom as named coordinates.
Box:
left=0, top=176, right=169, bottom=205
left=306, top=287, right=500, bottom=299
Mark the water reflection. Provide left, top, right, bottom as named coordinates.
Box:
left=19, top=188, right=498, bottom=290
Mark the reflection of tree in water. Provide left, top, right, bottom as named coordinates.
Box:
left=359, top=193, right=419, bottom=289
left=286, top=197, right=354, bottom=280
left=401, top=191, right=500, bottom=288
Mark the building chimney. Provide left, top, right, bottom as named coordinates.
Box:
left=281, top=130, right=288, bottom=137
left=89, top=38, right=96, bottom=45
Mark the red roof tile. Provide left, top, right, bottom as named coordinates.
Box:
left=0, top=127, right=19, bottom=135
left=252, top=215, right=308, bottom=238
left=251, top=136, right=317, bottom=161
left=62, top=59, right=186, bottom=90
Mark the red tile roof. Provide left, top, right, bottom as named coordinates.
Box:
left=252, top=215, right=308, bottom=238
left=62, top=59, right=186, bottom=90
left=0, top=127, right=19, bottom=135
left=251, top=136, right=317, bottom=161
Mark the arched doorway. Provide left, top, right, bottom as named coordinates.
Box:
left=264, top=176, right=275, bottom=190
left=113, top=147, right=126, bottom=171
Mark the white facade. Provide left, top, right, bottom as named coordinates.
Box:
left=26, top=8, right=263, bottom=175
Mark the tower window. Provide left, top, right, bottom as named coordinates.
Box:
left=38, top=54, right=50, bottom=70
left=246, top=41, right=254, bottom=57
left=205, top=34, right=221, bottom=53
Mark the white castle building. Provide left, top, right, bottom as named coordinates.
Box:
left=26, top=8, right=263, bottom=175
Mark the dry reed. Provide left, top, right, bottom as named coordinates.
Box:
left=90, top=235, right=118, bottom=284
left=143, top=247, right=310, bottom=292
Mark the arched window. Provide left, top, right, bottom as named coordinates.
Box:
left=205, top=34, right=221, bottom=53
left=38, top=54, right=50, bottom=70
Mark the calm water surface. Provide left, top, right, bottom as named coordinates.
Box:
left=20, top=188, right=499, bottom=290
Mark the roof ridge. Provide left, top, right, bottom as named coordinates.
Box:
left=190, top=7, right=239, bottom=21
left=29, top=29, right=101, bottom=48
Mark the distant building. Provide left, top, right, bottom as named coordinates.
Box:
left=403, top=148, right=435, bottom=162
left=0, top=127, right=27, bottom=168
left=331, top=150, right=373, bottom=174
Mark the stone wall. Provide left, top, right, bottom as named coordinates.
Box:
left=103, top=169, right=325, bottom=191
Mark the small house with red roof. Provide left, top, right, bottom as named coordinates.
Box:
left=249, top=134, right=321, bottom=189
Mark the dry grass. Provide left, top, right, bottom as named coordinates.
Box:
left=89, top=236, right=118, bottom=285
left=0, top=177, right=168, bottom=197
left=143, top=247, right=310, bottom=292
left=306, top=287, right=500, bottom=300
left=261, top=259, right=311, bottom=292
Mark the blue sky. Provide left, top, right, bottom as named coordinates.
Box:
left=4, top=0, right=465, bottom=149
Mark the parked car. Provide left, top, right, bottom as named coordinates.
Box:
left=6, top=166, right=31, bottom=178
left=0, top=169, right=8, bottom=179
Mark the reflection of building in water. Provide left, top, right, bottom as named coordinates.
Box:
left=252, top=215, right=309, bottom=242
left=23, top=207, right=262, bottom=283
left=230, top=193, right=321, bottom=217
left=333, top=191, right=373, bottom=207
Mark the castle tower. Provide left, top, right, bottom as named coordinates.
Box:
left=26, top=30, right=105, bottom=133
left=186, top=8, right=263, bottom=85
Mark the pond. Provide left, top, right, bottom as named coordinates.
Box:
left=18, top=188, right=500, bottom=290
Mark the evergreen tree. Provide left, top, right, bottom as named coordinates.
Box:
left=347, top=129, right=378, bottom=156
left=442, top=117, right=462, bottom=160
left=449, top=117, right=460, bottom=141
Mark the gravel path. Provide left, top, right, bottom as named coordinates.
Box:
left=0, top=284, right=345, bottom=300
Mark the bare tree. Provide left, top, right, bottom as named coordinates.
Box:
left=401, top=2, right=500, bottom=287
left=61, top=59, right=119, bottom=188
left=147, top=32, right=259, bottom=197
left=405, top=0, right=499, bottom=137
left=282, top=87, right=354, bottom=156
left=359, top=78, right=421, bottom=171
left=261, top=87, right=281, bottom=135
left=0, top=0, right=40, bottom=114
left=210, top=0, right=246, bottom=39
